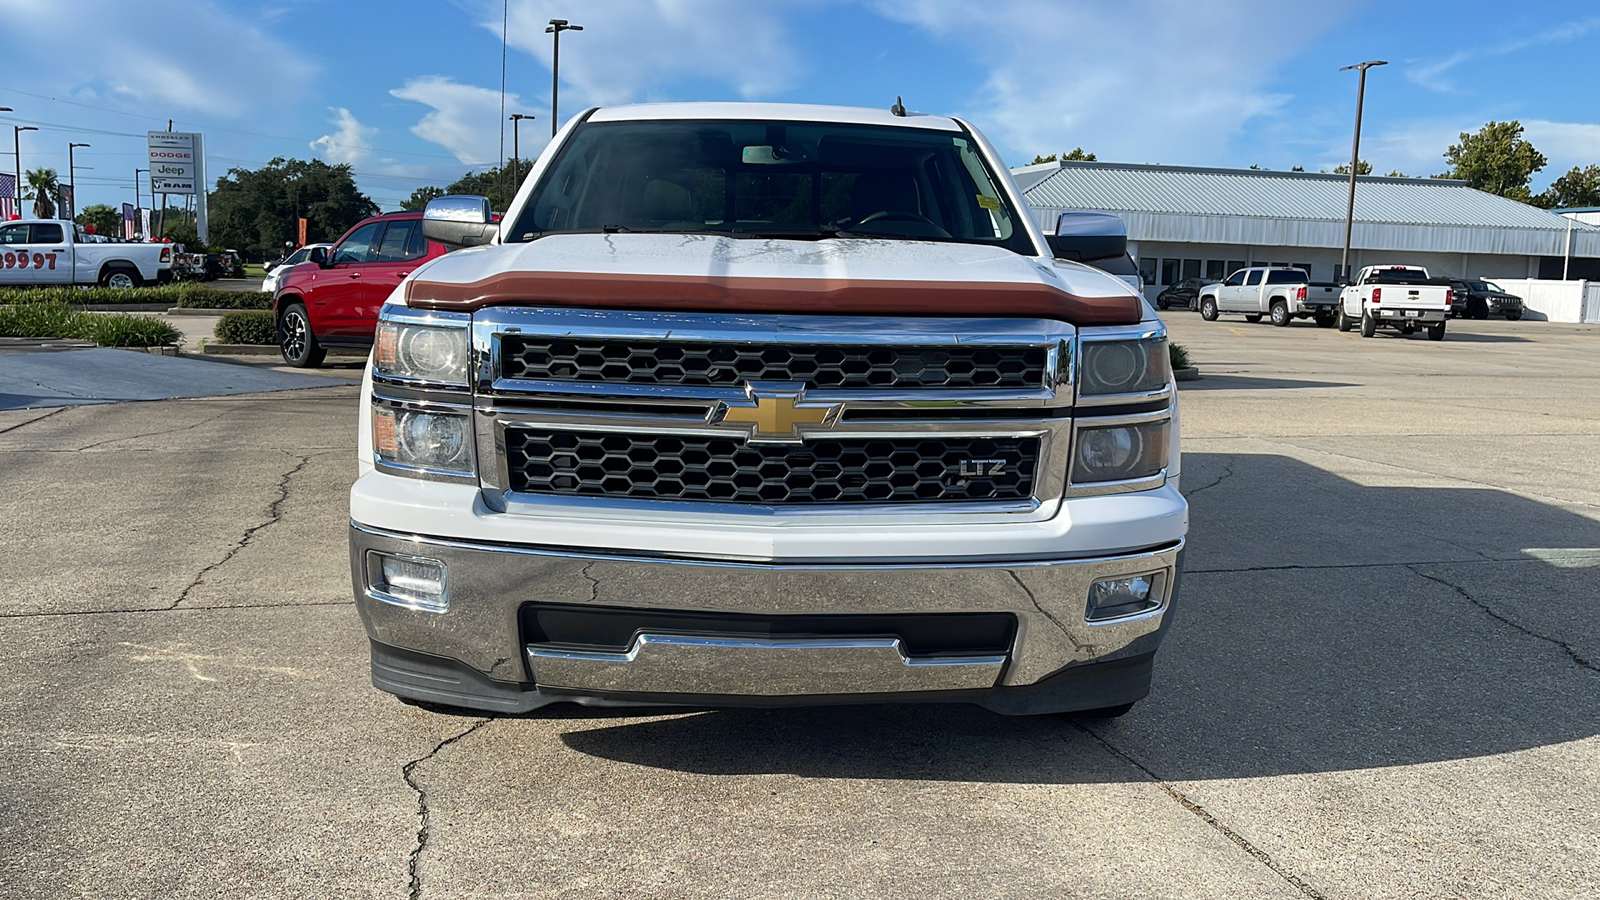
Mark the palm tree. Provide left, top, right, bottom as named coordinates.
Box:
left=25, top=167, right=60, bottom=219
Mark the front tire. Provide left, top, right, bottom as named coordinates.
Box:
left=1270, top=301, right=1290, bottom=327
left=1336, top=306, right=1353, bottom=332
left=278, top=303, right=326, bottom=368
left=1505, top=312, right=1522, bottom=321
left=1199, top=297, right=1219, bottom=321
left=1360, top=311, right=1377, bottom=338
left=1156, top=297, right=1169, bottom=311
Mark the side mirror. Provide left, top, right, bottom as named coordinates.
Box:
left=423, top=195, right=498, bottom=249
left=1045, top=211, right=1127, bottom=262
left=308, top=246, right=329, bottom=267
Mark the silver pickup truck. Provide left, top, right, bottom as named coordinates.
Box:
left=1197, top=266, right=1341, bottom=327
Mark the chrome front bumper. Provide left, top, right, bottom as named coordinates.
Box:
left=350, top=523, right=1184, bottom=713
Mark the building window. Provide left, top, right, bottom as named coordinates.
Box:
left=1182, top=259, right=1201, bottom=280
left=1139, top=256, right=1157, bottom=287
left=1293, top=262, right=1313, bottom=278
left=1269, top=261, right=1289, bottom=268
left=1160, top=258, right=1178, bottom=286
left=1227, top=260, right=1246, bottom=275
left=1205, top=260, right=1226, bottom=280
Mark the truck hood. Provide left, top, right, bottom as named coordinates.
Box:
left=404, top=233, right=1142, bottom=325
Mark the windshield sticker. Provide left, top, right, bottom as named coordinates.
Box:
left=976, top=195, right=1001, bottom=211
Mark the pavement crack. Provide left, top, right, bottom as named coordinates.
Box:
left=403, top=719, right=492, bottom=900
left=580, top=560, right=600, bottom=603
left=168, top=451, right=312, bottom=610
left=0, top=599, right=353, bottom=619
left=1408, top=565, right=1597, bottom=674
left=75, top=406, right=239, bottom=451
left=1073, top=723, right=1328, bottom=900
left=0, top=406, right=68, bottom=435
left=1181, top=454, right=1236, bottom=498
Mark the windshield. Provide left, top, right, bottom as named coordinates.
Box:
left=1368, top=268, right=1431, bottom=284
left=509, top=119, right=1033, bottom=254
left=1471, top=280, right=1502, bottom=292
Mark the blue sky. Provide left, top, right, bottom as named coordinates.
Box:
left=2, top=0, right=1596, bottom=213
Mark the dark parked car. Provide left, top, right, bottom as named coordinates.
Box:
left=1449, top=279, right=1524, bottom=320
left=1156, top=277, right=1208, bottom=311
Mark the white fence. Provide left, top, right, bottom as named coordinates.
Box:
left=1486, top=279, right=1600, bottom=324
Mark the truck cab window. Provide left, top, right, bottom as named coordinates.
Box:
left=0, top=225, right=28, bottom=245
left=1245, top=270, right=1264, bottom=286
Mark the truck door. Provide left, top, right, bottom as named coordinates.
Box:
left=0, top=222, right=71, bottom=286
left=312, top=221, right=383, bottom=338
left=357, top=220, right=431, bottom=337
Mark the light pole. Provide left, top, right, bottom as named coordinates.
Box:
left=1338, top=60, right=1386, bottom=281
left=135, top=167, right=147, bottom=215
left=546, top=18, right=582, bottom=138
left=68, top=142, right=90, bottom=220
left=0, top=108, right=11, bottom=216
left=509, top=114, right=534, bottom=190
left=14, top=125, right=38, bottom=215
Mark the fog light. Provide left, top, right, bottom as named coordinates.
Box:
left=367, top=552, right=448, bottom=612
left=1087, top=573, right=1161, bottom=622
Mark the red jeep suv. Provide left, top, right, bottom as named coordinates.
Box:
left=274, top=211, right=448, bottom=367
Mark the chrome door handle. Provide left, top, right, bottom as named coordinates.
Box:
left=348, top=272, right=362, bottom=279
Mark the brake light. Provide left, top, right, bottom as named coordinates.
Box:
left=1446, top=290, right=1454, bottom=304
left=1296, top=286, right=1306, bottom=301
left=160, top=247, right=171, bottom=263
left=1371, top=288, right=1381, bottom=304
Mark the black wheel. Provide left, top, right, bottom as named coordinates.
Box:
left=1315, top=313, right=1335, bottom=328
left=1199, top=297, right=1218, bottom=321
left=1360, top=311, right=1377, bottom=338
left=1065, top=702, right=1136, bottom=720
left=1427, top=321, right=1446, bottom=341
left=278, top=303, right=326, bottom=368
left=1336, top=306, right=1352, bottom=332
left=1270, top=301, right=1290, bottom=327
left=1156, top=297, right=1169, bottom=311
left=100, top=267, right=141, bottom=289
left=1505, top=312, right=1522, bottom=321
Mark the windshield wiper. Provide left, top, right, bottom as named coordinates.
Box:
left=721, top=225, right=850, bottom=240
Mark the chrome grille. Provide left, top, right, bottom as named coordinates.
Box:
left=500, top=336, right=1047, bottom=389
left=504, top=429, right=1040, bottom=505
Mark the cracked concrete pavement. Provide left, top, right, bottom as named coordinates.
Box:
left=1, top=314, right=1598, bottom=898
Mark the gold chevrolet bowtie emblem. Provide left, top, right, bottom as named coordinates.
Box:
left=720, top=389, right=838, bottom=442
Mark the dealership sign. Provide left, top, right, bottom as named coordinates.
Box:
left=147, top=131, right=203, bottom=195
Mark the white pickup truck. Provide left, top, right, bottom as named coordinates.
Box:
left=0, top=219, right=173, bottom=288
left=1335, top=265, right=1453, bottom=340
left=348, top=102, right=1187, bottom=719
left=1196, top=266, right=1342, bottom=327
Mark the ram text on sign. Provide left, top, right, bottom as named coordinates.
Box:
left=152, top=177, right=197, bottom=193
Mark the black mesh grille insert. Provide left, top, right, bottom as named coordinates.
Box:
left=505, top=430, right=1040, bottom=504
left=500, top=337, right=1047, bottom=389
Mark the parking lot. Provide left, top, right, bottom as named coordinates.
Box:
left=1, top=312, right=1597, bottom=899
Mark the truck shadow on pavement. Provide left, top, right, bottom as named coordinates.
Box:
left=557, top=452, right=1600, bottom=783
left=1179, top=375, right=1357, bottom=391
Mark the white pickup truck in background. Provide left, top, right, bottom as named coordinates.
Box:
left=1196, top=266, right=1342, bottom=327
left=0, top=219, right=173, bottom=288
left=1335, top=265, right=1453, bottom=341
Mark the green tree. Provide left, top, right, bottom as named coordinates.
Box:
left=76, top=204, right=122, bottom=237
left=206, top=157, right=379, bottom=260
left=24, top=167, right=61, bottom=218
left=1535, top=164, right=1600, bottom=209
left=1030, top=148, right=1097, bottom=165
left=439, top=159, right=531, bottom=211
left=1441, top=121, right=1547, bottom=203
left=1333, top=160, right=1373, bottom=176
left=1386, top=170, right=1408, bottom=178
left=401, top=185, right=445, bottom=211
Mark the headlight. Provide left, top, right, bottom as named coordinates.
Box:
left=1080, top=338, right=1169, bottom=396
left=1072, top=420, right=1168, bottom=484
left=375, top=321, right=470, bottom=384
left=373, top=406, right=475, bottom=477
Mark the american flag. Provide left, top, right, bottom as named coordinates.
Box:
left=122, top=203, right=137, bottom=239
left=0, top=174, right=15, bottom=219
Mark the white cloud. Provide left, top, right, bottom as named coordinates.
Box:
left=391, top=77, right=532, bottom=166
left=1523, top=120, right=1600, bottom=187
left=868, top=0, right=1360, bottom=167
left=486, top=0, right=799, bottom=114
left=1407, top=17, right=1600, bottom=93
left=310, top=108, right=377, bottom=166
left=1358, top=119, right=1600, bottom=190
left=2, top=0, right=313, bottom=117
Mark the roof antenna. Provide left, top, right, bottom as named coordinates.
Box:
left=890, top=96, right=907, bottom=117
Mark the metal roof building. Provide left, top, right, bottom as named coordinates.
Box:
left=1013, top=160, right=1600, bottom=295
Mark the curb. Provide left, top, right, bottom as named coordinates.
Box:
left=79, top=304, right=170, bottom=312
left=203, top=343, right=280, bottom=356
left=1174, top=366, right=1200, bottom=382
left=113, top=345, right=181, bottom=356
left=167, top=307, right=270, bottom=316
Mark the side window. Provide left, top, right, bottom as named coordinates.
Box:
left=1223, top=270, right=1246, bottom=287
left=1245, top=270, right=1264, bottom=286
left=1266, top=269, right=1303, bottom=284
left=332, top=222, right=382, bottom=265
left=1159, top=259, right=1178, bottom=286
left=375, top=221, right=425, bottom=262
left=0, top=224, right=29, bottom=245
left=1138, top=257, right=1156, bottom=287
left=31, top=223, right=64, bottom=243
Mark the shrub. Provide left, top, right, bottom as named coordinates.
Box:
left=215, top=310, right=278, bottom=345
left=0, top=301, right=179, bottom=347
left=1169, top=341, right=1191, bottom=371
left=175, top=291, right=271, bottom=310
left=0, top=284, right=270, bottom=309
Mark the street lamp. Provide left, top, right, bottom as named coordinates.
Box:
left=68, top=142, right=90, bottom=218
left=0, top=109, right=12, bottom=216
left=1338, top=60, right=1386, bottom=281
left=546, top=18, right=583, bottom=138
left=509, top=113, right=534, bottom=189
left=14, top=125, right=38, bottom=215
